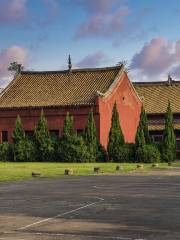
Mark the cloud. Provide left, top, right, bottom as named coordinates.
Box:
left=0, top=0, right=27, bottom=24
left=76, top=6, right=129, bottom=39
left=130, top=37, right=180, bottom=81
left=75, top=0, right=130, bottom=39
left=0, top=46, right=28, bottom=86
left=77, top=51, right=109, bottom=68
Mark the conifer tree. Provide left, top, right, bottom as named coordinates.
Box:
left=62, top=112, right=74, bottom=137
left=58, top=112, right=92, bottom=162
left=162, top=101, right=176, bottom=162
left=12, top=115, right=31, bottom=162
left=84, top=111, right=98, bottom=160
left=141, top=106, right=151, bottom=144
left=35, top=110, right=53, bottom=161
left=12, top=115, right=25, bottom=143
left=108, top=102, right=124, bottom=161
left=135, top=106, right=150, bottom=146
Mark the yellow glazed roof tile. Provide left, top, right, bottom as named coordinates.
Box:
left=134, top=81, right=180, bottom=114
left=0, top=66, right=121, bottom=108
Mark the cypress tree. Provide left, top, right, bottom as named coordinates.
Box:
left=12, top=115, right=30, bottom=162
left=62, top=112, right=74, bottom=137
left=162, top=101, right=176, bottom=162
left=84, top=111, right=98, bottom=160
left=58, top=112, right=92, bottom=162
left=12, top=115, right=25, bottom=143
left=141, top=105, right=151, bottom=144
left=35, top=110, right=53, bottom=161
left=107, top=102, right=124, bottom=161
left=135, top=106, right=150, bottom=146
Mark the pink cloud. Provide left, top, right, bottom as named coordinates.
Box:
left=76, top=6, right=129, bottom=38
left=0, top=46, right=28, bottom=86
left=77, top=51, right=109, bottom=68
left=130, top=37, right=177, bottom=76
left=0, top=0, right=27, bottom=24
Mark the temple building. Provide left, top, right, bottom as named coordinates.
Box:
left=134, top=76, right=180, bottom=154
left=0, top=63, right=142, bottom=148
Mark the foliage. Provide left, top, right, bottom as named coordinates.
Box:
left=62, top=112, right=74, bottom=137
left=161, top=101, right=176, bottom=162
left=135, top=145, right=160, bottom=163
left=96, top=144, right=109, bottom=162
left=58, top=134, right=92, bottom=162
left=13, top=138, right=36, bottom=162
left=84, top=111, right=98, bottom=161
left=135, top=105, right=151, bottom=147
left=35, top=110, right=54, bottom=161
left=12, top=115, right=25, bottom=144
left=0, top=142, right=13, bottom=161
left=58, top=112, right=93, bottom=162
left=108, top=102, right=125, bottom=161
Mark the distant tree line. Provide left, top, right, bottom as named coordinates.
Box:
left=0, top=101, right=176, bottom=163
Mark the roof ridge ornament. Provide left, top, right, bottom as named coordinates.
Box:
left=68, top=54, right=72, bottom=72
left=167, top=74, right=173, bottom=86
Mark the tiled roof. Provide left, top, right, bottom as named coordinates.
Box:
left=0, top=66, right=122, bottom=108
left=134, top=80, right=180, bottom=114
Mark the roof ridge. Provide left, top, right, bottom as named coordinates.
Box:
left=133, top=80, right=180, bottom=86
left=22, top=65, right=122, bottom=75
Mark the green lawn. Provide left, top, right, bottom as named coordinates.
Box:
left=0, top=161, right=179, bottom=182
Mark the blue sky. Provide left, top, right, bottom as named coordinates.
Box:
left=1, top=0, right=180, bottom=86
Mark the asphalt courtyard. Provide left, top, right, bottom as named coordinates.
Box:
left=0, top=172, right=180, bottom=240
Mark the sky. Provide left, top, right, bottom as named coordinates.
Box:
left=1, top=0, right=180, bottom=87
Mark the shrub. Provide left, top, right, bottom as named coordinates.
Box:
left=0, top=142, right=13, bottom=161
left=135, top=145, right=160, bottom=163
left=96, top=144, right=109, bottom=162
left=13, top=138, right=36, bottom=162
left=58, top=134, right=92, bottom=162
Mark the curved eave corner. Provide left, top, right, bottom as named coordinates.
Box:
left=96, top=64, right=124, bottom=101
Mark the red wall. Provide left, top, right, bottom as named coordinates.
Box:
left=0, top=106, right=100, bottom=143
left=98, top=71, right=142, bottom=148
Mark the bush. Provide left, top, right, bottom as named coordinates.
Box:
left=13, top=138, right=36, bottom=162
left=58, top=134, right=93, bottom=163
left=96, top=144, right=109, bottom=162
left=135, top=144, right=160, bottom=163
left=0, top=142, right=13, bottom=161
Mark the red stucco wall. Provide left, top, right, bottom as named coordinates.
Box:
left=0, top=106, right=100, bottom=143
left=98, top=71, right=142, bottom=148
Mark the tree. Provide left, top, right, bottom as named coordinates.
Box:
left=135, top=106, right=151, bottom=147
left=58, top=112, right=92, bottom=162
left=84, top=111, right=98, bottom=160
left=141, top=105, right=151, bottom=144
left=62, top=112, right=74, bottom=137
left=12, top=116, right=26, bottom=161
left=162, top=101, right=176, bottom=162
left=107, top=102, right=125, bottom=161
left=12, top=115, right=25, bottom=143
left=35, top=110, right=54, bottom=161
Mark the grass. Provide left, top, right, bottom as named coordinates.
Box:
left=0, top=161, right=179, bottom=182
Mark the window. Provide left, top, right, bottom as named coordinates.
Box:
left=49, top=130, right=59, bottom=137
left=77, top=129, right=83, bottom=135
left=25, top=131, right=34, bottom=139
left=2, top=131, right=8, bottom=142
left=176, top=139, right=180, bottom=152
left=152, top=135, right=163, bottom=143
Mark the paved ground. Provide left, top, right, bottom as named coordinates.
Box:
left=0, top=173, right=180, bottom=240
